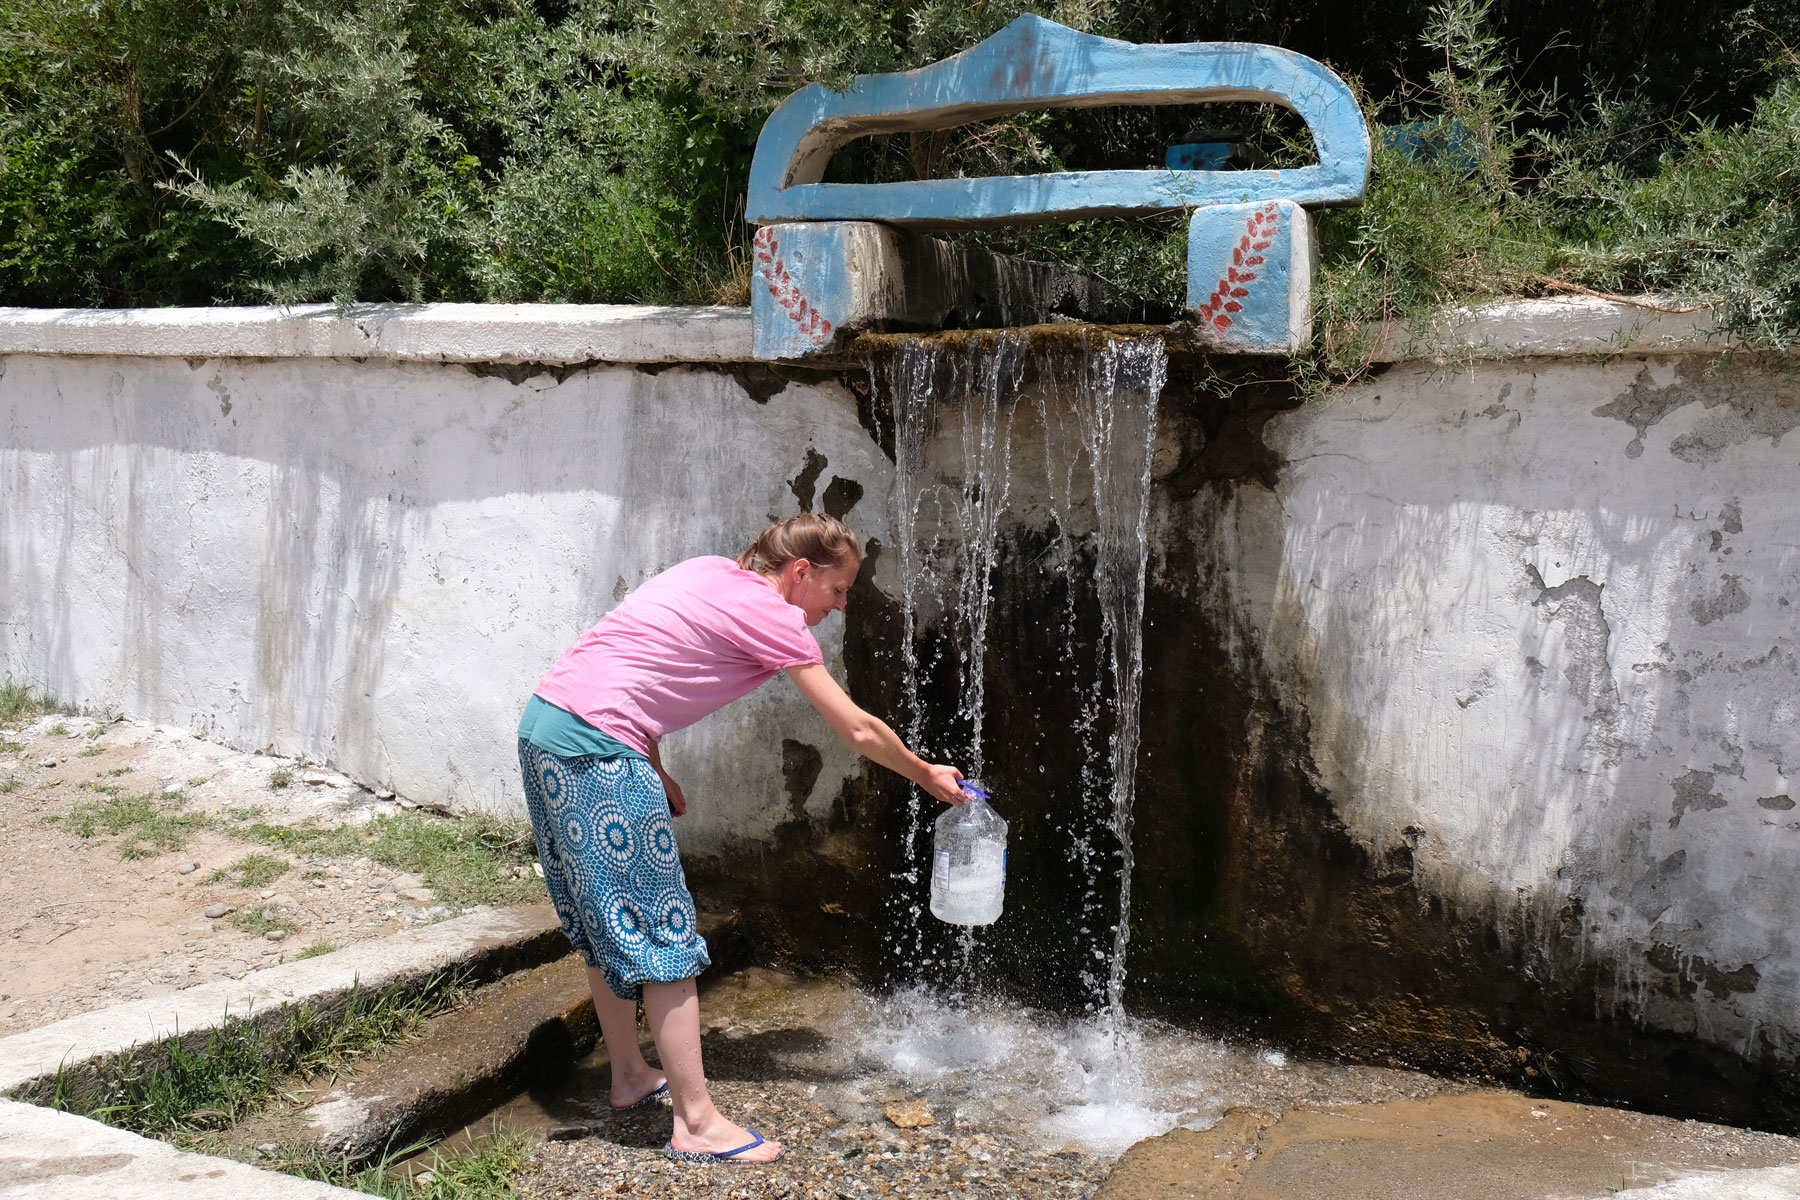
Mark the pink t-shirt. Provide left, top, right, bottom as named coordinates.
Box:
left=534, top=556, right=823, bottom=755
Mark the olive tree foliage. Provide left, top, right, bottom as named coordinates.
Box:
left=0, top=0, right=758, bottom=305
left=1, top=0, right=1796, bottom=354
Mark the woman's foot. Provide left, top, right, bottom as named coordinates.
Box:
left=608, top=1068, right=668, bottom=1110
left=670, top=1114, right=784, bottom=1163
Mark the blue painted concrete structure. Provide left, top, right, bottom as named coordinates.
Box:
left=748, top=15, right=1368, bottom=227
left=745, top=15, right=1369, bottom=358
left=750, top=220, right=1138, bottom=361
left=1165, top=143, right=1234, bottom=171
left=1187, top=199, right=1311, bottom=351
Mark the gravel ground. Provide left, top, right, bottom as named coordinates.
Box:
left=488, top=966, right=1459, bottom=1200
left=519, top=1079, right=1111, bottom=1199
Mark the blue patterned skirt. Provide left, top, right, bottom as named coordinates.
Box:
left=518, top=739, right=711, bottom=999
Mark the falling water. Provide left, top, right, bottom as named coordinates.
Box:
left=880, top=333, right=1025, bottom=970
left=869, top=328, right=1164, bottom=1018
left=1072, top=336, right=1165, bottom=1024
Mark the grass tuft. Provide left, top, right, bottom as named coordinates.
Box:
left=24, top=969, right=473, bottom=1136
left=230, top=905, right=299, bottom=936
left=294, top=941, right=339, bottom=960
left=63, top=789, right=208, bottom=858
left=0, top=681, right=66, bottom=726
left=211, top=853, right=291, bottom=889
left=267, top=768, right=294, bottom=790
left=243, top=812, right=539, bottom=908
left=268, top=1128, right=533, bottom=1199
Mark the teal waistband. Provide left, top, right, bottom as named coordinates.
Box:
left=518, top=695, right=646, bottom=761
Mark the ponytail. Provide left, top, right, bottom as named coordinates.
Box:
left=737, top=514, right=863, bottom=575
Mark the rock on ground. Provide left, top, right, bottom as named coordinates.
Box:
left=1092, top=1093, right=1800, bottom=1200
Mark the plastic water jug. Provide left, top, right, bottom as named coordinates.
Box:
left=930, top=781, right=1007, bottom=925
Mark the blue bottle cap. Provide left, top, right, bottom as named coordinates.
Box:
left=958, top=780, right=991, bottom=800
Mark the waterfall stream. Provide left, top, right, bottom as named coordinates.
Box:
left=868, top=329, right=1164, bottom=1019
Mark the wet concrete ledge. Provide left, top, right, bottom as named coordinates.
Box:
left=0, top=296, right=1727, bottom=366
left=0, top=904, right=565, bottom=1096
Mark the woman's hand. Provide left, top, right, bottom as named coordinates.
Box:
left=921, top=763, right=967, bottom=807
left=646, top=740, right=686, bottom=817
left=662, top=774, right=687, bottom=817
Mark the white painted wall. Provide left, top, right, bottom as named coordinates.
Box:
left=0, top=349, right=888, bottom=853
left=1191, top=353, right=1800, bottom=1050
left=3, top=301, right=1791, bottom=1057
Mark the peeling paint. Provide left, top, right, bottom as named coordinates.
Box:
left=789, top=446, right=828, bottom=513
left=1690, top=574, right=1751, bottom=626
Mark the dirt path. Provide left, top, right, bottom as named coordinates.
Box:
left=0, top=713, right=482, bottom=1036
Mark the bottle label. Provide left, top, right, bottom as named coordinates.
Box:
left=932, top=850, right=950, bottom=891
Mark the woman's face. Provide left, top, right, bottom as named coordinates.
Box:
left=782, top=558, right=859, bottom=626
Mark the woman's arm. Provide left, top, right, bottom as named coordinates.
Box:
left=644, top=739, right=687, bottom=816
left=786, top=663, right=965, bottom=806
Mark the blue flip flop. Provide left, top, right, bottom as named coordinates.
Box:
left=608, top=1080, right=669, bottom=1111
left=665, top=1129, right=784, bottom=1164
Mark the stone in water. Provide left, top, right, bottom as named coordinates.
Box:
left=885, top=1099, right=934, bottom=1128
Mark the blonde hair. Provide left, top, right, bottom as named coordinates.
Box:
left=737, top=514, right=863, bottom=575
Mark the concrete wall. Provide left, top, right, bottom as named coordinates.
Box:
left=5, top=300, right=1792, bottom=1123
left=0, top=318, right=889, bottom=855
left=1192, top=353, right=1800, bottom=1046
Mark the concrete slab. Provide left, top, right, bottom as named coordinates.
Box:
left=0, top=297, right=1726, bottom=366
left=0, top=302, right=753, bottom=364
left=0, top=904, right=564, bottom=1096
left=1094, top=1092, right=1800, bottom=1200
left=1369, top=295, right=1727, bottom=360
left=0, top=1098, right=361, bottom=1199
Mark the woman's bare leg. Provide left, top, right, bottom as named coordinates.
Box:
left=643, top=977, right=783, bottom=1161
left=587, top=967, right=666, bottom=1107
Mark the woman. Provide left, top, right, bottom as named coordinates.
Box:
left=518, top=514, right=966, bottom=1164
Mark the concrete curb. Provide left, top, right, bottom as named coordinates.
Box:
left=0, top=303, right=754, bottom=365
left=0, top=297, right=1735, bottom=367
left=0, top=904, right=564, bottom=1095
left=1368, top=296, right=1728, bottom=361
left=0, top=1098, right=364, bottom=1198
left=269, top=956, right=598, bottom=1163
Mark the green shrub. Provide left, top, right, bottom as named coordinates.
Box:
left=1, top=0, right=1795, bottom=355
